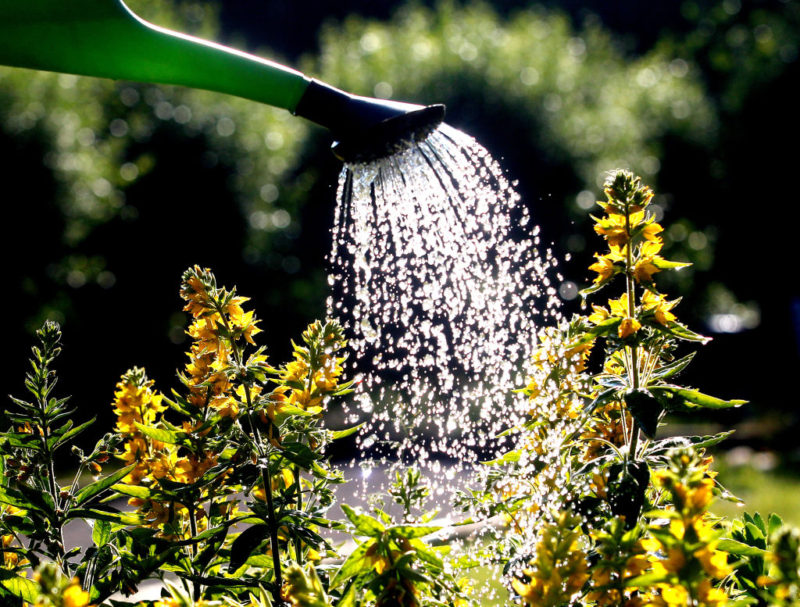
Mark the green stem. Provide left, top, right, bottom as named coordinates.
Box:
left=294, top=465, right=303, bottom=566
left=188, top=505, right=201, bottom=601
left=243, top=384, right=284, bottom=604
left=38, top=403, right=66, bottom=570
left=624, top=202, right=641, bottom=463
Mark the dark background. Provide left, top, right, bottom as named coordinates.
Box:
left=2, top=0, right=798, bottom=461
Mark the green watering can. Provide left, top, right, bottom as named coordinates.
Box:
left=0, top=0, right=444, bottom=161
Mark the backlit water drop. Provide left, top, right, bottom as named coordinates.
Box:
left=327, top=123, right=565, bottom=495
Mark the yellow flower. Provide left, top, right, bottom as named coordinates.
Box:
left=608, top=294, right=630, bottom=318
left=174, top=453, right=217, bottom=484
left=696, top=579, right=728, bottom=606
left=641, top=290, right=677, bottom=326
left=594, top=213, right=630, bottom=247
left=633, top=258, right=661, bottom=283
left=694, top=544, right=733, bottom=579
left=589, top=254, right=616, bottom=283
left=588, top=304, right=611, bottom=325
left=641, top=222, right=664, bottom=243
left=63, top=581, right=93, bottom=607
left=659, top=583, right=689, bottom=606
left=618, top=317, right=642, bottom=339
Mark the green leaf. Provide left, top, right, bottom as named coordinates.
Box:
left=0, top=486, right=39, bottom=512
left=341, top=504, right=385, bottom=537
left=768, top=513, right=783, bottom=537
left=625, top=389, right=663, bottom=439
left=648, top=353, right=696, bottom=381
left=653, top=321, right=710, bottom=343
left=67, top=508, right=143, bottom=526
left=1, top=432, right=42, bottom=450
left=0, top=570, right=39, bottom=602
left=579, top=277, right=613, bottom=297
left=647, top=431, right=735, bottom=455
left=51, top=418, right=96, bottom=449
left=336, top=582, right=358, bottom=607
left=92, top=519, right=112, bottom=547
left=74, top=464, right=137, bottom=506
left=481, top=449, right=522, bottom=466
left=389, top=524, right=441, bottom=540
left=571, top=317, right=620, bottom=345
left=650, top=386, right=746, bottom=411
left=330, top=423, right=365, bottom=441
left=280, top=441, right=320, bottom=469
left=134, top=422, right=188, bottom=445
left=111, top=484, right=150, bottom=499
left=330, top=540, right=372, bottom=589
left=717, top=538, right=768, bottom=558
left=651, top=258, right=692, bottom=271
left=228, top=525, right=270, bottom=573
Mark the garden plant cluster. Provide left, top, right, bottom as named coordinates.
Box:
left=2, top=170, right=800, bottom=606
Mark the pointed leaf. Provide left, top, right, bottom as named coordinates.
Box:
left=625, top=390, right=663, bottom=439
left=228, top=525, right=270, bottom=573
left=649, top=353, right=696, bottom=381
left=330, top=540, right=373, bottom=589
left=66, top=508, right=143, bottom=526
left=54, top=417, right=97, bottom=450
left=92, top=519, right=112, bottom=547
left=717, top=538, right=768, bottom=558
left=341, top=504, right=385, bottom=537
left=768, top=513, right=783, bottom=537
left=74, top=464, right=136, bottom=506
left=651, top=258, right=691, bottom=271
left=330, top=423, right=365, bottom=441
left=111, top=484, right=150, bottom=499
left=389, top=524, right=441, bottom=540
left=0, top=570, right=39, bottom=602
left=650, top=386, right=746, bottom=411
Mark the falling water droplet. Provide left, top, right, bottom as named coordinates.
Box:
left=327, top=123, right=564, bottom=498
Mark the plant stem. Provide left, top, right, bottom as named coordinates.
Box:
left=624, top=202, right=640, bottom=463
left=38, top=398, right=66, bottom=570
left=188, top=505, right=201, bottom=601
left=243, top=384, right=284, bottom=604
left=294, top=465, right=303, bottom=566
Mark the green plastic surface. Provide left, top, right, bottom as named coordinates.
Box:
left=0, top=0, right=310, bottom=112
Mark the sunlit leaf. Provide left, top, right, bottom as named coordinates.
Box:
left=341, top=504, right=385, bottom=537
left=74, top=464, right=136, bottom=506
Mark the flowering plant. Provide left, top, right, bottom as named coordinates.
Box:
left=2, top=172, right=798, bottom=607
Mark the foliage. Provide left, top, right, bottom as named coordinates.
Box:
left=3, top=172, right=798, bottom=607
left=452, top=169, right=792, bottom=607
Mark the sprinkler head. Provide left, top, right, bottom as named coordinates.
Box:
left=294, top=79, right=445, bottom=163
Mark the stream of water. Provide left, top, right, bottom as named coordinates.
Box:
left=327, top=123, right=564, bottom=496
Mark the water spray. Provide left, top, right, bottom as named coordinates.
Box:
left=0, top=0, right=444, bottom=162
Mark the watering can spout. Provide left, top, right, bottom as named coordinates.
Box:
left=294, top=80, right=445, bottom=162
left=0, top=0, right=444, bottom=162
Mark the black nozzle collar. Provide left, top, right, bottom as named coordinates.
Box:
left=294, top=79, right=445, bottom=162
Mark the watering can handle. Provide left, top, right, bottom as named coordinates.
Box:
left=0, top=0, right=311, bottom=112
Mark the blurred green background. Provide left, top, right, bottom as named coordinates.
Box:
left=2, top=0, right=798, bottom=508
